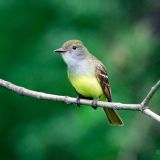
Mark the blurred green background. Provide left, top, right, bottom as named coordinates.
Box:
left=0, top=0, right=160, bottom=160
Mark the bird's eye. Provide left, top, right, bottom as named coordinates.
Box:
left=72, top=46, right=77, bottom=50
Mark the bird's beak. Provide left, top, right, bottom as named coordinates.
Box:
left=54, top=48, right=67, bottom=53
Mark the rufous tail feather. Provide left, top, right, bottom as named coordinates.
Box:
left=103, top=108, right=123, bottom=126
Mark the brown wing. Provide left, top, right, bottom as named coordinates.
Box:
left=95, top=63, right=123, bottom=125
left=95, top=63, right=112, bottom=102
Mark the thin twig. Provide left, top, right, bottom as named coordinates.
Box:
left=0, top=79, right=160, bottom=122
left=143, top=109, right=160, bottom=122
left=141, top=80, right=160, bottom=106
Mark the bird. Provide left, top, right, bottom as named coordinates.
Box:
left=54, top=40, right=123, bottom=125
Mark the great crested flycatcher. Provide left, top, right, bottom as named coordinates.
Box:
left=54, top=40, right=123, bottom=125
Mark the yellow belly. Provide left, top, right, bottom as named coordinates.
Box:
left=68, top=74, right=103, bottom=98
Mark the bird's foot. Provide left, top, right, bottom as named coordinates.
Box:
left=91, top=99, right=98, bottom=110
left=76, top=96, right=81, bottom=107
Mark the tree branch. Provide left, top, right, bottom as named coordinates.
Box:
left=141, top=80, right=160, bottom=106
left=0, top=79, right=160, bottom=122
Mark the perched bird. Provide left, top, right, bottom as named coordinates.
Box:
left=54, top=40, right=123, bottom=125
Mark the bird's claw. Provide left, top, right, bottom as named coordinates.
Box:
left=92, top=99, right=98, bottom=110
left=76, top=96, right=81, bottom=107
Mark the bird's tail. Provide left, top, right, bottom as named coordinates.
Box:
left=103, top=108, right=123, bottom=126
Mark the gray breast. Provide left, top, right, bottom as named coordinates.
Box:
left=68, top=59, right=94, bottom=75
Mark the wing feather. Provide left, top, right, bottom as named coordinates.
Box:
left=95, top=63, right=112, bottom=102
left=95, top=63, right=123, bottom=125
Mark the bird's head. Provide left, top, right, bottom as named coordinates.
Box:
left=54, top=40, right=88, bottom=65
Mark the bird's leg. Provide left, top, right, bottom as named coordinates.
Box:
left=76, top=94, right=94, bottom=108
left=76, top=95, right=81, bottom=107
left=76, top=95, right=80, bottom=107
left=91, top=99, right=98, bottom=110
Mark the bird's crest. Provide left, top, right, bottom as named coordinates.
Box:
left=63, top=40, right=83, bottom=48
